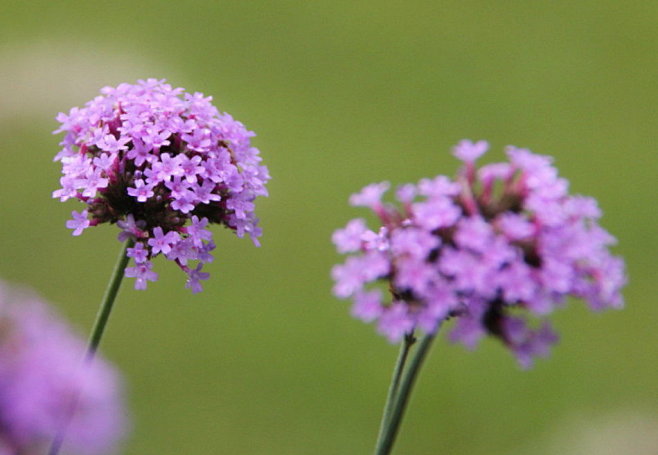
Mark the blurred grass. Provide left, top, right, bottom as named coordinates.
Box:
left=0, top=1, right=656, bottom=454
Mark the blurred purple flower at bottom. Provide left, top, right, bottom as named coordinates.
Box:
left=0, top=281, right=127, bottom=454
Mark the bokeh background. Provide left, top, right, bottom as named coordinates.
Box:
left=1, top=1, right=656, bottom=454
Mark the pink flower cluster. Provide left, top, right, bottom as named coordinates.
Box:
left=53, top=79, right=270, bottom=292
left=332, top=141, right=626, bottom=367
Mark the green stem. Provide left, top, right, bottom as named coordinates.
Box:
left=48, top=239, right=133, bottom=455
left=375, top=333, right=416, bottom=444
left=374, top=331, right=438, bottom=455
left=84, top=238, right=133, bottom=361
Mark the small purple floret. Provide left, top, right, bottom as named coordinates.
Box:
left=124, top=262, right=158, bottom=290
left=349, top=182, right=390, bottom=208
left=185, top=264, right=210, bottom=294
left=453, top=139, right=489, bottom=162
left=66, top=210, right=90, bottom=236
left=127, top=242, right=148, bottom=263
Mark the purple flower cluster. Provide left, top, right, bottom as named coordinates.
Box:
left=53, top=79, right=270, bottom=292
left=0, top=281, right=125, bottom=454
left=332, top=140, right=626, bottom=367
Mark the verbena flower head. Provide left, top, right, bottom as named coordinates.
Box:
left=0, top=281, right=126, bottom=454
left=332, top=140, right=626, bottom=367
left=53, top=79, right=270, bottom=292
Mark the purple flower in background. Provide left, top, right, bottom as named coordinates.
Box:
left=53, top=79, right=270, bottom=292
left=331, top=141, right=626, bottom=367
left=0, top=281, right=126, bottom=454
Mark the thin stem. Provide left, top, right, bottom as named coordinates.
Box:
left=84, top=238, right=134, bottom=361
left=48, top=239, right=133, bottom=455
left=374, top=331, right=438, bottom=455
left=375, top=333, right=416, bottom=444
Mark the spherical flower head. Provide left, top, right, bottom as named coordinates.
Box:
left=53, top=79, right=270, bottom=292
left=0, top=281, right=127, bottom=454
left=331, top=140, right=626, bottom=367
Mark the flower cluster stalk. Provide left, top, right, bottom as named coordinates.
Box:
left=84, top=239, right=134, bottom=360
left=375, top=333, right=415, bottom=444
left=374, top=331, right=438, bottom=455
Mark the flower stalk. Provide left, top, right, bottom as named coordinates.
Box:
left=85, top=238, right=134, bottom=361
left=375, top=332, right=416, bottom=444
left=374, top=332, right=437, bottom=455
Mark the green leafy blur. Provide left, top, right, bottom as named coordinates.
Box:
left=0, top=1, right=656, bottom=454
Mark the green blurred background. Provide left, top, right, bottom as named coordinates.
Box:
left=1, top=1, right=656, bottom=454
